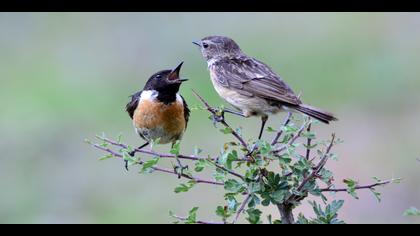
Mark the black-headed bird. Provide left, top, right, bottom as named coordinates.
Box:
left=125, top=62, right=190, bottom=177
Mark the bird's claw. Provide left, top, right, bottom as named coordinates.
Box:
left=124, top=151, right=136, bottom=171
left=212, top=110, right=225, bottom=126
left=246, top=143, right=259, bottom=157
left=124, top=160, right=129, bottom=171
left=174, top=164, right=189, bottom=179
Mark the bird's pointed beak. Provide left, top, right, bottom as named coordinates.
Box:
left=192, top=41, right=201, bottom=47
left=168, top=61, right=187, bottom=82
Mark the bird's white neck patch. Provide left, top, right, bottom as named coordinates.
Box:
left=141, top=90, right=183, bottom=104
left=176, top=93, right=183, bottom=104
left=140, top=90, right=158, bottom=101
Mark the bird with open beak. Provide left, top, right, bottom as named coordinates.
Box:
left=125, top=62, right=190, bottom=177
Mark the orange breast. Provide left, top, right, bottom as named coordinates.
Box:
left=133, top=99, right=186, bottom=137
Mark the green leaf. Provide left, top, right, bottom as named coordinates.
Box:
left=267, top=214, right=272, bottom=224
left=99, top=154, right=114, bottom=161
left=226, top=150, right=238, bottom=169
left=215, top=205, right=232, bottom=220
left=194, top=159, right=208, bottom=172
left=246, top=208, right=262, bottom=224
left=328, top=200, right=344, bottom=216
left=220, top=127, right=233, bottom=134
left=174, top=180, right=196, bottom=193
left=404, top=207, right=420, bottom=216
left=296, top=213, right=310, bottom=224
left=140, top=157, right=159, bottom=173
left=266, top=127, right=276, bottom=132
left=282, top=124, right=298, bottom=134
left=270, top=190, right=287, bottom=204
left=248, top=182, right=262, bottom=194
left=258, top=141, right=272, bottom=155
left=370, top=188, right=382, bottom=202
left=261, top=198, right=271, bottom=207
left=248, top=195, right=261, bottom=208
left=213, top=168, right=227, bottom=182
left=150, top=137, right=161, bottom=149
left=226, top=197, right=238, bottom=212
left=224, top=179, right=244, bottom=193
left=301, top=131, right=316, bottom=139
left=343, top=178, right=359, bottom=199
left=186, top=207, right=199, bottom=224
left=170, top=141, right=181, bottom=155
left=309, top=200, right=345, bottom=224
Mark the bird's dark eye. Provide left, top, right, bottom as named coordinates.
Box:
left=202, top=43, right=209, bottom=49
left=155, top=74, right=161, bottom=79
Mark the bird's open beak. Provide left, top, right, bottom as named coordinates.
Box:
left=168, top=61, right=188, bottom=82
left=192, top=41, right=201, bottom=47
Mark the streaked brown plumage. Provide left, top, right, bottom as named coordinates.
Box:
left=193, top=36, right=337, bottom=139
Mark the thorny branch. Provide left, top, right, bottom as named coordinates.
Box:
left=321, top=179, right=397, bottom=192
left=272, top=119, right=311, bottom=154
left=296, top=133, right=336, bottom=193
left=192, top=89, right=249, bottom=150
left=91, top=142, right=223, bottom=186
left=271, top=112, right=292, bottom=145
left=90, top=91, right=397, bottom=224
left=305, top=123, right=312, bottom=160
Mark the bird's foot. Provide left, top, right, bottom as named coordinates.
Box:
left=124, top=160, right=129, bottom=171
left=212, top=110, right=225, bottom=126
left=124, top=150, right=136, bottom=171
left=174, top=164, right=188, bottom=179
left=246, top=143, right=259, bottom=157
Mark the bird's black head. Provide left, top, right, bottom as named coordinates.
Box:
left=143, top=62, right=187, bottom=103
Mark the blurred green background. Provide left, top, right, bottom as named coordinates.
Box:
left=0, top=12, right=419, bottom=224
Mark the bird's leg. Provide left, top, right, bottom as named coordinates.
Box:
left=249, top=116, right=269, bottom=156
left=258, top=115, right=269, bottom=140
left=223, top=108, right=247, bottom=118
left=174, top=155, right=188, bottom=179
left=126, top=142, right=149, bottom=171
left=172, top=143, right=188, bottom=179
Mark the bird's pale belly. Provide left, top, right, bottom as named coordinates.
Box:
left=133, top=99, right=186, bottom=144
left=210, top=75, right=282, bottom=117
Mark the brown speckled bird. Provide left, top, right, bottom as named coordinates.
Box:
left=125, top=62, right=190, bottom=176
left=193, top=36, right=337, bottom=140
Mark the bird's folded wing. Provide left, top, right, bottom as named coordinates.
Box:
left=213, top=57, right=301, bottom=106
left=126, top=91, right=142, bottom=119
left=180, top=95, right=190, bottom=129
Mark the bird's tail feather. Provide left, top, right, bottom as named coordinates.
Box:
left=294, top=104, right=338, bottom=124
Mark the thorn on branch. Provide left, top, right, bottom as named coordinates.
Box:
left=271, top=112, right=292, bottom=146
left=90, top=140, right=224, bottom=186
left=192, top=89, right=249, bottom=150
left=321, top=178, right=399, bottom=192
left=286, top=133, right=336, bottom=203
